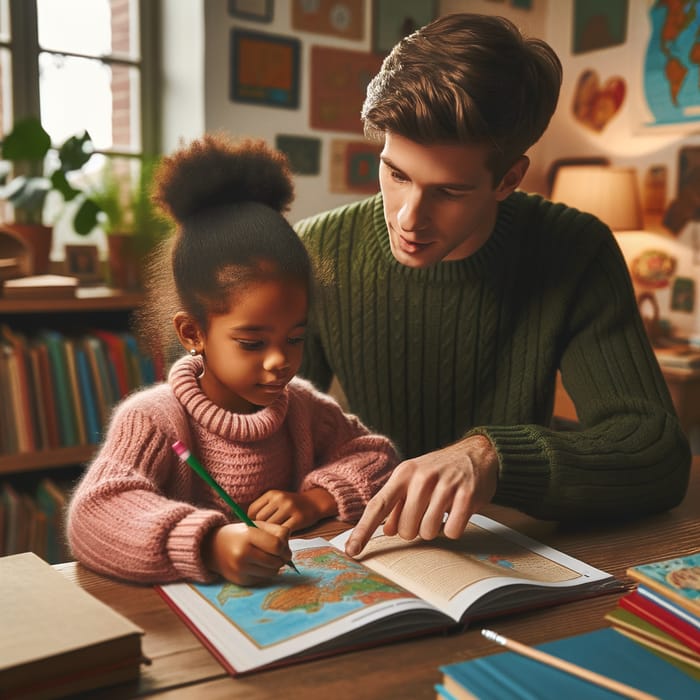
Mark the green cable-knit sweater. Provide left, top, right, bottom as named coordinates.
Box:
left=294, top=190, right=691, bottom=521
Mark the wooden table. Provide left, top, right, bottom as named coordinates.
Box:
left=57, top=459, right=700, bottom=699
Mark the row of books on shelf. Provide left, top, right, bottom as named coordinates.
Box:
left=1, top=477, right=71, bottom=564
left=436, top=552, right=700, bottom=699
left=0, top=324, right=164, bottom=455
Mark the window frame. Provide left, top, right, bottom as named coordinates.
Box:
left=4, top=0, right=160, bottom=158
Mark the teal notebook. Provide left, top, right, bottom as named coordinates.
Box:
left=438, top=628, right=699, bottom=699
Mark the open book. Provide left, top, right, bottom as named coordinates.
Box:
left=156, top=514, right=619, bottom=675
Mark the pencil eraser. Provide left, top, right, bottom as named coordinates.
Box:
left=172, top=441, right=186, bottom=457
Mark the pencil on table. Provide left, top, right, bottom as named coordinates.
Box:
left=481, top=629, right=660, bottom=700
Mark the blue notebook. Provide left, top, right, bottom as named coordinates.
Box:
left=438, top=628, right=699, bottom=699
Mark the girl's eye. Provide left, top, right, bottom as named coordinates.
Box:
left=237, top=339, right=264, bottom=351
left=288, top=336, right=305, bottom=346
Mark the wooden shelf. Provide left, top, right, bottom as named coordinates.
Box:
left=0, top=286, right=144, bottom=314
left=0, top=445, right=98, bottom=475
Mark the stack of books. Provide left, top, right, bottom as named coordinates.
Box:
left=605, top=552, right=700, bottom=672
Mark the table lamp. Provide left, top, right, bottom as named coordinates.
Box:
left=550, top=165, right=643, bottom=231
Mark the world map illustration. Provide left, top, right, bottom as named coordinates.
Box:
left=644, top=0, right=700, bottom=127
left=191, top=546, right=411, bottom=648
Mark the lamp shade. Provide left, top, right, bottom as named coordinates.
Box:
left=550, top=165, right=643, bottom=231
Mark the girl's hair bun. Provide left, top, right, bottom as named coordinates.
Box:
left=153, top=133, right=294, bottom=223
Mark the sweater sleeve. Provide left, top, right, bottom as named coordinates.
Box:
left=288, top=380, right=398, bottom=522
left=470, top=231, right=691, bottom=521
left=66, top=391, right=228, bottom=584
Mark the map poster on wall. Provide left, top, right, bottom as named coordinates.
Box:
left=643, top=1, right=700, bottom=131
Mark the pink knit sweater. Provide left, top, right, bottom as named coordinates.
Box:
left=66, top=355, right=397, bottom=583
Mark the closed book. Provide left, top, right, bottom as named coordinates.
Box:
left=83, top=335, right=113, bottom=428
left=2, top=274, right=78, bottom=299
left=627, top=552, right=700, bottom=618
left=33, top=340, right=61, bottom=449
left=27, top=343, right=50, bottom=450
left=75, top=342, right=102, bottom=444
left=1, top=326, right=37, bottom=452
left=35, top=478, right=70, bottom=564
left=40, top=330, right=78, bottom=447
left=63, top=336, right=88, bottom=445
left=93, top=330, right=131, bottom=398
left=438, top=628, right=700, bottom=700
left=617, top=589, right=700, bottom=655
left=606, top=605, right=700, bottom=667
left=1, top=482, right=20, bottom=555
left=0, top=552, right=145, bottom=699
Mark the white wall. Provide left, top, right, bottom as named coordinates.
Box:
left=200, top=0, right=379, bottom=224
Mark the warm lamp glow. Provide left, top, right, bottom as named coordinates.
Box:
left=550, top=165, right=643, bottom=231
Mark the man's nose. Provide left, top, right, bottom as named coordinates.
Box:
left=397, top=188, right=429, bottom=232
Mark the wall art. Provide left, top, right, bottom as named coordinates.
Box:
left=291, top=0, right=364, bottom=40
left=276, top=135, right=321, bottom=176
left=329, top=139, right=381, bottom=194
left=373, top=0, right=436, bottom=54
left=230, top=29, right=300, bottom=108
left=228, top=0, right=273, bottom=22
left=310, top=46, right=382, bottom=133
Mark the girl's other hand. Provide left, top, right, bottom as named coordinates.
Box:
left=248, top=488, right=338, bottom=532
left=202, top=521, right=292, bottom=586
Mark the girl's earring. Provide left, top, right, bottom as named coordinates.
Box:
left=189, top=348, right=198, bottom=356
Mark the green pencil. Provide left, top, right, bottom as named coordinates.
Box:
left=172, top=440, right=300, bottom=574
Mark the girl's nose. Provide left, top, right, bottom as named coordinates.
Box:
left=263, top=347, right=290, bottom=372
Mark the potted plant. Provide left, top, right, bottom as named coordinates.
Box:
left=0, top=116, right=102, bottom=275
left=88, top=156, right=170, bottom=289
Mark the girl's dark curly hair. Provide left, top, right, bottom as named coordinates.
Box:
left=137, top=134, right=310, bottom=364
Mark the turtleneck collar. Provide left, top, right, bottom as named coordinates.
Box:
left=168, top=354, right=290, bottom=442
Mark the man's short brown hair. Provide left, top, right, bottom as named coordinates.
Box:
left=362, top=13, right=562, bottom=183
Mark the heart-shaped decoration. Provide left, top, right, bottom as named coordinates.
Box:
left=572, top=69, right=626, bottom=131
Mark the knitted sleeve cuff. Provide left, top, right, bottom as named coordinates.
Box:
left=467, top=426, right=552, bottom=510
left=300, top=471, right=368, bottom=523
left=166, top=509, right=228, bottom=582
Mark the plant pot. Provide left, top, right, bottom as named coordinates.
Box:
left=107, top=232, right=142, bottom=290
left=0, top=222, right=53, bottom=276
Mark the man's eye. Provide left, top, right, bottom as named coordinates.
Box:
left=391, top=169, right=408, bottom=183
left=237, top=339, right=264, bottom=350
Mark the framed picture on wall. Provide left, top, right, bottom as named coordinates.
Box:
left=329, top=139, right=381, bottom=194
left=291, top=0, right=364, bottom=40
left=310, top=46, right=383, bottom=133
left=64, top=244, right=102, bottom=283
left=228, top=0, right=273, bottom=22
left=276, top=135, right=322, bottom=176
left=372, top=0, right=436, bottom=54
left=230, top=29, right=300, bottom=108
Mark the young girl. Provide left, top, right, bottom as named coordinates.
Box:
left=66, top=135, right=398, bottom=586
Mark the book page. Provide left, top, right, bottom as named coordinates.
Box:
left=158, top=538, right=448, bottom=674
left=332, top=515, right=615, bottom=621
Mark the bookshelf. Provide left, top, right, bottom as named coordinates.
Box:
left=0, top=286, right=159, bottom=475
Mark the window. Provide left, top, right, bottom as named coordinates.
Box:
left=0, top=0, right=160, bottom=249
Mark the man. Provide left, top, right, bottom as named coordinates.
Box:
left=294, top=13, right=691, bottom=557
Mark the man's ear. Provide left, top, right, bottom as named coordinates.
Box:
left=494, top=156, right=530, bottom=201
left=173, top=312, right=204, bottom=354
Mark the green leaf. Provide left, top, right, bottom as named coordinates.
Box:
left=0, top=117, right=51, bottom=162
left=50, top=170, right=81, bottom=201
left=57, top=131, right=95, bottom=172
left=73, top=197, right=101, bottom=235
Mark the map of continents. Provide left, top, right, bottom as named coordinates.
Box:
left=644, top=0, right=700, bottom=126
left=192, top=546, right=410, bottom=648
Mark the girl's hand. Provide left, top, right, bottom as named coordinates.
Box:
left=202, top=521, right=292, bottom=586
left=248, top=488, right=338, bottom=532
